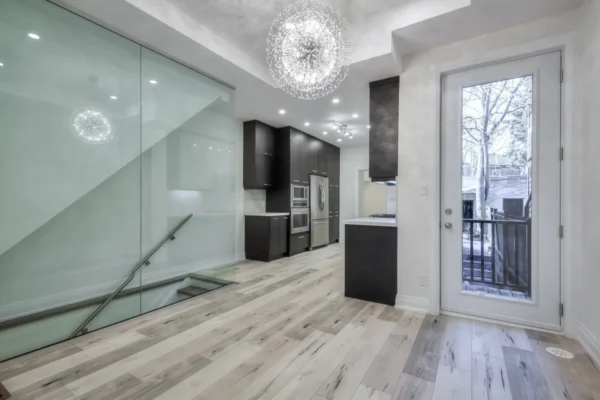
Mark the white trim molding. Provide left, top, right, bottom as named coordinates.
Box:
left=579, top=324, right=600, bottom=369
left=395, top=294, right=430, bottom=313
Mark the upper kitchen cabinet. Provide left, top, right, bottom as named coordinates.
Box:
left=307, top=136, right=321, bottom=176
left=326, top=144, right=340, bottom=186
left=244, top=120, right=276, bottom=189
left=369, top=77, right=399, bottom=181
left=290, top=128, right=308, bottom=185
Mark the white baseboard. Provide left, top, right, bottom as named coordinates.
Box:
left=579, top=323, right=600, bottom=369
left=395, top=294, right=429, bottom=313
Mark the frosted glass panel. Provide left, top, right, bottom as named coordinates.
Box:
left=140, top=48, right=237, bottom=313
left=0, top=0, right=142, bottom=361
left=0, top=0, right=238, bottom=362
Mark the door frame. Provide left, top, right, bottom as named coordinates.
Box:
left=428, top=34, right=578, bottom=336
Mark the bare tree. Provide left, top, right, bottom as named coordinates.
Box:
left=462, top=76, right=532, bottom=219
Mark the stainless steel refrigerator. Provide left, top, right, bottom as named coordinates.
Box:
left=310, top=175, right=329, bottom=249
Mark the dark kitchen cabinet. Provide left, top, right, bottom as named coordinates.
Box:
left=329, top=146, right=340, bottom=186
left=290, top=233, right=310, bottom=256
left=317, top=141, right=328, bottom=176
left=329, top=215, right=339, bottom=244
left=290, top=129, right=307, bottom=185
left=245, top=215, right=288, bottom=262
left=369, top=77, right=399, bottom=181
left=244, top=120, right=276, bottom=189
left=307, top=137, right=320, bottom=176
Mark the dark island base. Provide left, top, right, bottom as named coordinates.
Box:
left=345, top=224, right=398, bottom=306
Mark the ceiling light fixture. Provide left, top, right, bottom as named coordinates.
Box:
left=352, top=114, right=359, bottom=119
left=266, top=0, right=351, bottom=100
left=367, top=125, right=371, bottom=129
left=149, top=80, right=158, bottom=85
left=279, top=109, right=286, bottom=115
left=332, top=98, right=340, bottom=104
left=110, top=95, right=118, bottom=100
left=337, top=138, right=342, bottom=142
left=28, top=33, right=40, bottom=40
left=0, top=62, right=4, bottom=67
left=323, top=131, right=328, bottom=135
left=304, top=122, right=310, bottom=127
left=330, top=120, right=354, bottom=139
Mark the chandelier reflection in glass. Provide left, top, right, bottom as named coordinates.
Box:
left=266, top=0, right=351, bottom=100
left=71, top=108, right=115, bottom=144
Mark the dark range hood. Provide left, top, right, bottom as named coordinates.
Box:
left=369, top=76, right=399, bottom=184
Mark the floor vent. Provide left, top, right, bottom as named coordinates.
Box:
left=0, top=382, right=10, bottom=399
left=546, top=347, right=574, bottom=359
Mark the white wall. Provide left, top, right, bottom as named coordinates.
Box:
left=394, top=9, right=580, bottom=320
left=574, top=0, right=600, bottom=366
left=340, top=146, right=369, bottom=242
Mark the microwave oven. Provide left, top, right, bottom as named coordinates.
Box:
left=291, top=184, right=309, bottom=208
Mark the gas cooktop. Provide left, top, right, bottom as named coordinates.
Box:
left=369, top=214, right=396, bottom=218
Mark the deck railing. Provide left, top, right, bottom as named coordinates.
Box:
left=463, top=217, right=531, bottom=296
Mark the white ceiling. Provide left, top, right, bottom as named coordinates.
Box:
left=54, top=0, right=582, bottom=147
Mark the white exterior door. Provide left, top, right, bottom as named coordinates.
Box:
left=440, top=52, right=562, bottom=331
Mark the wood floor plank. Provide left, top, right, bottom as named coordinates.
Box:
left=472, top=353, right=512, bottom=400
left=3, top=331, right=146, bottom=393
left=194, top=335, right=298, bottom=400
left=362, top=312, right=424, bottom=395
left=116, top=354, right=211, bottom=400
left=231, top=331, right=333, bottom=400
left=273, top=323, right=367, bottom=400
left=351, top=384, right=391, bottom=400
left=402, top=315, right=448, bottom=382
left=390, top=374, right=434, bottom=400
left=153, top=342, right=261, bottom=400
left=316, top=318, right=395, bottom=400
left=2, top=244, right=599, bottom=400
left=502, top=346, right=552, bottom=400
left=377, top=307, right=405, bottom=324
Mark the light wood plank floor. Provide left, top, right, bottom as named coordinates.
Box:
left=1, top=244, right=598, bottom=400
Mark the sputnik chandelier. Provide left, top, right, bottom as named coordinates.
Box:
left=330, top=121, right=353, bottom=139
left=266, top=0, right=351, bottom=100
left=71, top=108, right=115, bottom=144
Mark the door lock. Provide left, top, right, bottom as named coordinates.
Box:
left=444, top=222, right=453, bottom=229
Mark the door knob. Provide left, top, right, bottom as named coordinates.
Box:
left=445, top=208, right=453, bottom=215
left=445, top=222, right=453, bottom=229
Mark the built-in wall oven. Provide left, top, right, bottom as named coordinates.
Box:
left=291, top=184, right=309, bottom=208
left=291, top=208, right=310, bottom=234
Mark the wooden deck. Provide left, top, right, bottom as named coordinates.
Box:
left=0, top=244, right=598, bottom=400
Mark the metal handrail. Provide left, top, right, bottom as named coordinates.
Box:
left=69, top=213, right=193, bottom=339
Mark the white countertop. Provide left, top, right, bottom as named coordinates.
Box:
left=245, top=213, right=290, bottom=217
left=344, top=217, right=397, bottom=227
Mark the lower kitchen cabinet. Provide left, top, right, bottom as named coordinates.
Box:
left=329, top=216, right=339, bottom=244
left=290, top=233, right=310, bottom=256
left=245, top=215, right=289, bottom=262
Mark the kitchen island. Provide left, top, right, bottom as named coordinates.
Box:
left=344, top=218, right=397, bottom=305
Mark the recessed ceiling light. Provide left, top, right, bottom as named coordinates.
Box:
left=322, top=131, right=328, bottom=135
left=352, top=114, right=359, bottom=118
left=279, top=109, right=286, bottom=115
left=110, top=95, right=118, bottom=100
left=367, top=125, right=371, bottom=129
left=28, top=33, right=40, bottom=40
left=149, top=80, right=158, bottom=85
left=304, top=122, right=310, bottom=126
left=218, top=149, right=221, bottom=152
left=0, top=62, right=4, bottom=67
left=332, top=98, right=340, bottom=104
left=344, top=132, right=349, bottom=136
left=349, top=136, right=353, bottom=139
left=209, top=146, right=213, bottom=150
left=193, top=143, right=197, bottom=147
left=337, top=138, right=342, bottom=142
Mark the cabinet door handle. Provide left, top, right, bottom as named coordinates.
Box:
left=273, top=218, right=279, bottom=220
left=293, top=180, right=300, bottom=183
left=298, top=236, right=304, bottom=239
left=312, top=170, right=317, bottom=173
left=264, top=184, right=272, bottom=187
left=302, top=181, right=308, bottom=184
left=264, top=152, right=272, bottom=156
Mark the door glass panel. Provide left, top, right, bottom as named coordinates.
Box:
left=461, top=76, right=533, bottom=300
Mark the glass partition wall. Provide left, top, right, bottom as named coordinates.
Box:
left=0, top=0, right=238, bottom=361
